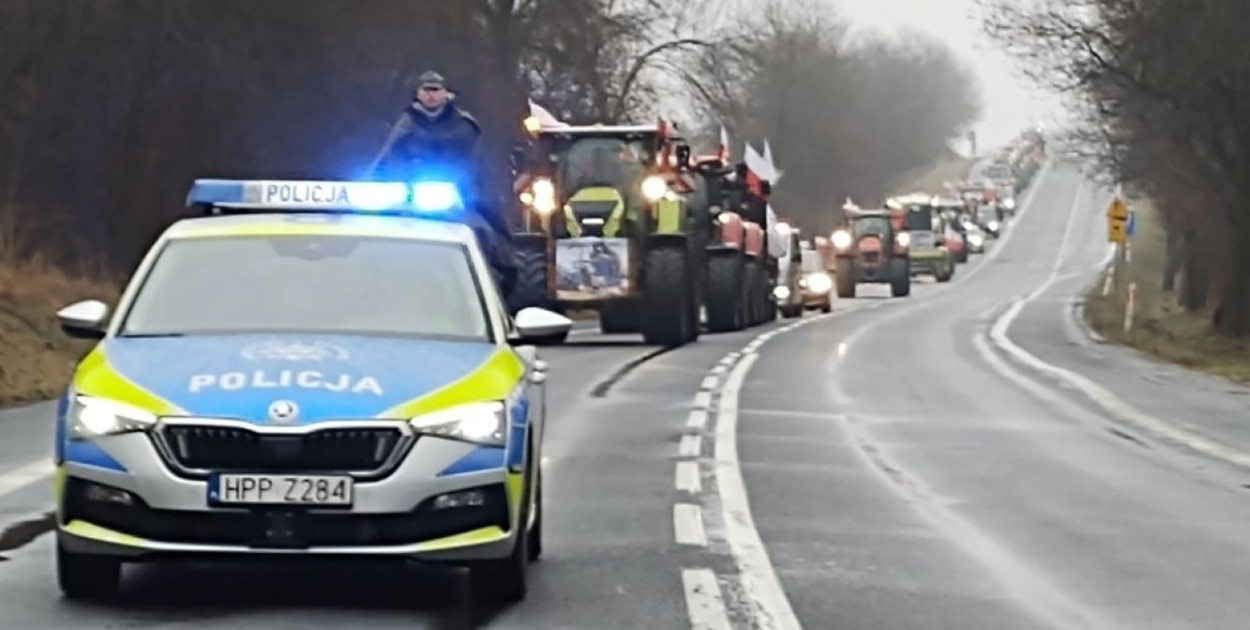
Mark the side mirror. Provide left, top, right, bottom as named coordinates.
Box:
left=760, top=181, right=772, bottom=196
left=734, top=163, right=748, bottom=178
left=512, top=307, right=573, bottom=342
left=57, top=300, right=109, bottom=340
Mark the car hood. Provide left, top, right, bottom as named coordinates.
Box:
left=79, top=334, right=504, bottom=424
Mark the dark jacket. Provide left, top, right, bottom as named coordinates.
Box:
left=374, top=103, right=481, bottom=183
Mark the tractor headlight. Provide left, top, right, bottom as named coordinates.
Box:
left=831, top=230, right=853, bottom=250
left=69, top=396, right=157, bottom=440
left=896, top=232, right=911, bottom=248
left=773, top=286, right=791, bottom=301
left=641, top=175, right=668, bottom=202
left=530, top=178, right=557, bottom=215
left=410, top=401, right=506, bottom=447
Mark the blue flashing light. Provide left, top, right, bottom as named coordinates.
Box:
left=411, top=181, right=462, bottom=213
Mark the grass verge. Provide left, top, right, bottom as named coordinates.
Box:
left=0, top=261, right=118, bottom=407
left=1084, top=199, right=1250, bottom=384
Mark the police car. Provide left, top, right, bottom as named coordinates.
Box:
left=51, top=178, right=571, bottom=603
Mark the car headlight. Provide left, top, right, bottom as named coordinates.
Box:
left=988, top=220, right=1000, bottom=231
left=69, top=395, right=157, bottom=440
left=773, top=286, right=791, bottom=301
left=641, top=175, right=668, bottom=202
left=805, top=272, right=833, bottom=293
left=1004, top=199, right=1016, bottom=210
left=831, top=230, right=853, bottom=249
left=409, top=401, right=506, bottom=447
left=896, top=232, right=911, bottom=248
left=969, top=234, right=984, bottom=246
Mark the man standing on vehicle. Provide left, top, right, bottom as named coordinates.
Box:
left=373, top=71, right=518, bottom=304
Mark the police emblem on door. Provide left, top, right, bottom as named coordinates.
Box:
left=268, top=400, right=299, bottom=424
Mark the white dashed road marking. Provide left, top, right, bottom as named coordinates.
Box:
left=674, top=503, right=708, bottom=547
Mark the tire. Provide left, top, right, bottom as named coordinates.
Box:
left=956, top=245, right=969, bottom=264
left=508, top=246, right=550, bottom=313
left=835, top=259, right=855, bottom=298
left=781, top=304, right=802, bottom=318
left=57, top=542, right=121, bottom=601
left=936, top=256, right=954, bottom=283
left=890, top=258, right=911, bottom=297
left=706, top=254, right=745, bottom=332
left=641, top=247, right=691, bottom=347
left=599, top=301, right=640, bottom=334
left=470, top=453, right=534, bottom=603
left=820, top=300, right=833, bottom=314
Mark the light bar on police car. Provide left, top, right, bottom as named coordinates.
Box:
left=187, top=179, right=411, bottom=211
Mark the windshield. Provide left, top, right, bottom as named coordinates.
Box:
left=801, top=250, right=824, bottom=273
left=853, top=216, right=891, bottom=236
left=119, top=235, right=490, bottom=341
left=556, top=137, right=649, bottom=192
left=903, top=208, right=934, bottom=231
left=983, top=165, right=1012, bottom=180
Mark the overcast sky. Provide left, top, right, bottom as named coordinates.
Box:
left=830, top=0, right=1064, bottom=154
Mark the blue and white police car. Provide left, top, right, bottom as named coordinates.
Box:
left=51, top=178, right=571, bottom=603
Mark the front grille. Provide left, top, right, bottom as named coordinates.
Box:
left=860, top=251, right=880, bottom=264
left=159, top=425, right=407, bottom=477
left=568, top=200, right=617, bottom=220
left=63, top=478, right=509, bottom=549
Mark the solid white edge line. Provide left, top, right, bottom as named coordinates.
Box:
left=679, top=434, right=703, bottom=458
left=716, top=352, right=803, bottom=630
left=676, top=461, right=702, bottom=494
left=0, top=459, right=54, bottom=499
left=682, top=568, right=734, bottom=630
left=674, top=503, right=708, bottom=546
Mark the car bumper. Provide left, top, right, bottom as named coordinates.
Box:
left=799, top=289, right=831, bottom=307
left=56, top=431, right=523, bottom=564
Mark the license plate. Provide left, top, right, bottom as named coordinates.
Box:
left=209, top=474, right=353, bottom=507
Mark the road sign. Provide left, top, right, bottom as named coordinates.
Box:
left=1106, top=195, right=1129, bottom=244
left=1108, top=220, right=1127, bottom=243
left=1106, top=196, right=1129, bottom=220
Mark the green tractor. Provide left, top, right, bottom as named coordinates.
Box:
left=889, top=194, right=954, bottom=283
left=510, top=121, right=706, bottom=347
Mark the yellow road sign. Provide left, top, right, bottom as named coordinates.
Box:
left=1106, top=196, right=1129, bottom=220
left=1107, top=216, right=1127, bottom=243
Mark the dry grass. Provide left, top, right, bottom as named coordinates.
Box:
left=893, top=149, right=974, bottom=197
left=0, top=260, right=119, bottom=406
left=1084, top=199, right=1250, bottom=384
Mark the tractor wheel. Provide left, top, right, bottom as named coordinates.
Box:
left=706, top=254, right=745, bottom=333
left=890, top=258, right=912, bottom=297
left=641, top=247, right=692, bottom=347
left=835, top=259, right=856, bottom=298
left=936, top=256, right=954, bottom=283
left=956, top=244, right=969, bottom=264
left=744, top=263, right=762, bottom=326
left=508, top=247, right=551, bottom=313
left=599, top=301, right=640, bottom=334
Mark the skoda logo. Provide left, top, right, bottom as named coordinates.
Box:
left=241, top=341, right=350, bottom=362
left=268, top=400, right=299, bottom=424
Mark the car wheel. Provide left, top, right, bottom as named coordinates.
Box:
left=57, top=542, right=121, bottom=601
left=820, top=299, right=832, bottom=314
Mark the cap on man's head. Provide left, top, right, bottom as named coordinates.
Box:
left=418, top=70, right=446, bottom=90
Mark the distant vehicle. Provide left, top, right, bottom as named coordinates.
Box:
left=891, top=196, right=954, bottom=283
left=797, top=248, right=834, bottom=313
left=829, top=205, right=911, bottom=298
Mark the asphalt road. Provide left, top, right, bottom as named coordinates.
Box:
left=3, top=160, right=1250, bottom=629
